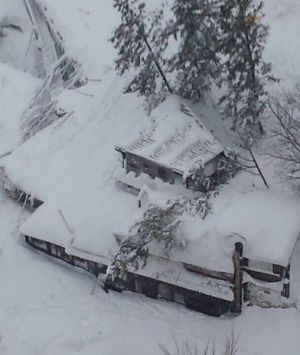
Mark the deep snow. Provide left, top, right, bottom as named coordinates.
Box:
left=1, top=185, right=300, bottom=355
left=1, top=0, right=300, bottom=354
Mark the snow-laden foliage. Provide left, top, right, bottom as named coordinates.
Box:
left=167, top=0, right=220, bottom=101
left=111, top=0, right=170, bottom=109
left=218, top=0, right=272, bottom=142
left=188, top=150, right=239, bottom=192
left=106, top=203, right=182, bottom=281
left=112, top=0, right=272, bottom=140
left=106, top=193, right=215, bottom=281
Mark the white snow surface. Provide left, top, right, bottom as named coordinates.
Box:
left=1, top=0, right=300, bottom=354
left=0, top=62, right=39, bottom=156
left=147, top=188, right=300, bottom=273
left=216, top=190, right=300, bottom=266
left=264, top=0, right=300, bottom=91
left=0, top=0, right=38, bottom=76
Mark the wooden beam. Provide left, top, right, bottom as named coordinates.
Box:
left=183, top=263, right=234, bottom=283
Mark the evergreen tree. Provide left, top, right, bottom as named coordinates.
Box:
left=111, top=0, right=171, bottom=107
left=168, top=0, right=220, bottom=101
left=106, top=203, right=182, bottom=281
left=218, top=0, right=272, bottom=142
left=105, top=194, right=215, bottom=282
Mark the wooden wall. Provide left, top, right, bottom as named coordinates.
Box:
left=24, top=235, right=232, bottom=317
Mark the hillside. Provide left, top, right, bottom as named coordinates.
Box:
left=0, top=0, right=300, bottom=354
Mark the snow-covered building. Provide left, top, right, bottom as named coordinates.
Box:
left=1, top=79, right=299, bottom=315
left=0, top=4, right=298, bottom=316
left=115, top=95, right=231, bottom=192
left=8, top=179, right=299, bottom=316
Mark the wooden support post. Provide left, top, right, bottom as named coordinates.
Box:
left=231, top=242, right=243, bottom=314
left=121, top=152, right=126, bottom=169
left=281, top=264, right=290, bottom=298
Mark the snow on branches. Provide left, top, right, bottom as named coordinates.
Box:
left=218, top=0, right=273, bottom=142
left=111, top=0, right=171, bottom=109
left=270, top=84, right=300, bottom=189
left=112, top=0, right=273, bottom=141
left=168, top=0, right=221, bottom=101
left=106, top=192, right=216, bottom=281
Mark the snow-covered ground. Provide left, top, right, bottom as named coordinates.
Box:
left=1, top=0, right=300, bottom=354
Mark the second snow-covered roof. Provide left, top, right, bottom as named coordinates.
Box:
left=116, top=95, right=224, bottom=176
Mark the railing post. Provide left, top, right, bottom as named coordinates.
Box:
left=231, top=242, right=243, bottom=314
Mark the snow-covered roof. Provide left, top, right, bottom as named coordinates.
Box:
left=134, top=255, right=234, bottom=302
left=216, top=191, right=300, bottom=266
left=116, top=95, right=224, bottom=176
left=20, top=198, right=234, bottom=301
left=20, top=187, right=300, bottom=283
left=20, top=202, right=72, bottom=247
left=168, top=190, right=300, bottom=269
left=20, top=188, right=141, bottom=259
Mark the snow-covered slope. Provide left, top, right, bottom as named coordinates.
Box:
left=1, top=0, right=300, bottom=354
left=0, top=62, right=39, bottom=156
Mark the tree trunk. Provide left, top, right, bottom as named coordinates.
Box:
left=231, top=242, right=243, bottom=314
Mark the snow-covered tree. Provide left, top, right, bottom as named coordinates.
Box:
left=269, top=85, right=300, bottom=190
left=106, top=203, right=182, bottom=281
left=111, top=0, right=171, bottom=107
left=218, top=0, right=272, bottom=142
left=106, top=193, right=215, bottom=282
left=168, top=0, right=220, bottom=101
